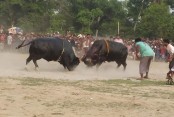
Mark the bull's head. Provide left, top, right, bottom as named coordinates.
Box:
left=69, top=57, right=80, bottom=71
left=81, top=47, right=100, bottom=67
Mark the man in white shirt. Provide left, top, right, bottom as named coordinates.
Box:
left=163, top=39, right=174, bottom=61
left=163, top=39, right=174, bottom=83
left=7, top=33, right=13, bottom=50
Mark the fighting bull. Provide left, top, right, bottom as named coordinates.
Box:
left=16, top=37, right=80, bottom=71
left=82, top=40, right=128, bottom=70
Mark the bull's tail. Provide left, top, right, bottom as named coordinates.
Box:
left=16, top=40, right=32, bottom=49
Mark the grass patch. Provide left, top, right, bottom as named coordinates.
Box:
left=0, top=78, right=8, bottom=83
left=4, top=77, right=173, bottom=99
left=18, top=77, right=166, bottom=93
left=4, top=77, right=166, bottom=87
left=78, top=79, right=165, bottom=93
left=19, top=77, right=81, bottom=86
left=100, top=79, right=165, bottom=86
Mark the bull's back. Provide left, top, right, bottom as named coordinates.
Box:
left=30, top=38, right=62, bottom=52
left=103, top=42, right=127, bottom=62
left=29, top=38, right=64, bottom=61
left=109, top=41, right=128, bottom=56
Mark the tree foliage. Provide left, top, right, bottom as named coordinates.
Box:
left=0, top=0, right=174, bottom=39
left=136, top=3, right=174, bottom=39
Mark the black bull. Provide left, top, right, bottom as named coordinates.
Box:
left=82, top=40, right=128, bottom=70
left=16, top=38, right=80, bottom=71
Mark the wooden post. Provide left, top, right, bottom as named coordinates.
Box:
left=118, top=21, right=120, bottom=36
left=95, top=16, right=101, bottom=40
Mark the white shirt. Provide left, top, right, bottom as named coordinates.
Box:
left=166, top=44, right=174, bottom=54
left=114, top=38, right=123, bottom=44
left=7, top=35, right=13, bottom=45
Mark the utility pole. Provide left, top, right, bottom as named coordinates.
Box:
left=95, top=16, right=101, bottom=40
left=133, top=0, right=145, bottom=32
left=117, top=21, right=120, bottom=36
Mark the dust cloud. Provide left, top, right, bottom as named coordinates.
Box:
left=0, top=52, right=168, bottom=80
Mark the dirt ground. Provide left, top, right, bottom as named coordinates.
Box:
left=0, top=52, right=174, bottom=117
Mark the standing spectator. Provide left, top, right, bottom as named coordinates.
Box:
left=0, top=33, right=6, bottom=51
left=6, top=33, right=13, bottom=51
left=163, top=39, right=174, bottom=79
left=160, top=45, right=166, bottom=61
left=114, top=36, right=124, bottom=44
left=163, top=39, right=174, bottom=61
left=135, top=37, right=155, bottom=80
left=83, top=34, right=92, bottom=54
left=154, top=45, right=160, bottom=61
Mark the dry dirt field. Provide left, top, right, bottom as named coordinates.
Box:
left=0, top=52, right=174, bottom=117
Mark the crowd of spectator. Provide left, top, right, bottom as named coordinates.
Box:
left=0, top=31, right=95, bottom=57
left=0, top=28, right=170, bottom=62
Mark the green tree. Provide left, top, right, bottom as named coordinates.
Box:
left=69, top=0, right=127, bottom=36
left=76, top=8, right=103, bottom=34
left=0, top=0, right=72, bottom=32
left=136, top=3, right=174, bottom=39
left=0, top=0, right=24, bottom=28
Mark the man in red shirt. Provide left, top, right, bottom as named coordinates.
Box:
left=0, top=33, right=6, bottom=51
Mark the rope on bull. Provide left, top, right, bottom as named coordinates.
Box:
left=104, top=40, right=110, bottom=56
left=57, top=41, right=64, bottom=61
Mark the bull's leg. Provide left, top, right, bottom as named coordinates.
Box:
left=116, top=60, right=127, bottom=70
left=63, top=56, right=73, bottom=71
left=58, top=60, right=67, bottom=70
left=25, top=56, right=32, bottom=70
left=96, top=62, right=102, bottom=69
left=33, top=59, right=39, bottom=71
left=62, top=61, right=67, bottom=70
left=122, top=62, right=127, bottom=71
left=121, top=56, right=127, bottom=70
left=117, top=63, right=121, bottom=68
left=26, top=56, right=32, bottom=65
left=115, top=61, right=121, bottom=68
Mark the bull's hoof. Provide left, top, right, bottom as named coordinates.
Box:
left=24, top=66, right=29, bottom=71
left=67, top=66, right=74, bottom=71
left=35, top=67, right=39, bottom=71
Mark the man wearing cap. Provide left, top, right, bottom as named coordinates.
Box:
left=135, top=37, right=155, bottom=80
